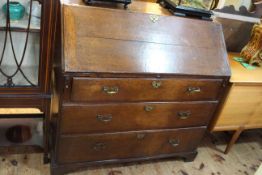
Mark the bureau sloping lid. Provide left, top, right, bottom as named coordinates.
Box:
left=62, top=3, right=231, bottom=77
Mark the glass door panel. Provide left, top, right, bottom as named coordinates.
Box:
left=0, top=0, right=41, bottom=87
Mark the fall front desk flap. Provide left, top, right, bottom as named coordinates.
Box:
left=62, top=3, right=230, bottom=77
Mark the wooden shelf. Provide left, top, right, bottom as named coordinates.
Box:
left=0, top=27, right=40, bottom=33
left=0, top=108, right=42, bottom=115
left=0, top=12, right=40, bottom=33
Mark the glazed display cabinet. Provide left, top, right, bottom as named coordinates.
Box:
left=0, top=0, right=58, bottom=162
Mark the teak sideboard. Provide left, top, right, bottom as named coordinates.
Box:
left=51, top=1, right=231, bottom=174
left=210, top=53, right=262, bottom=154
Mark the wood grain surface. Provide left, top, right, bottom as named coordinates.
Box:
left=70, top=78, right=223, bottom=102
left=60, top=102, right=217, bottom=134
left=0, top=130, right=261, bottom=175
left=62, top=3, right=230, bottom=77
left=228, top=53, right=262, bottom=83
left=57, top=127, right=205, bottom=164
left=213, top=85, right=262, bottom=131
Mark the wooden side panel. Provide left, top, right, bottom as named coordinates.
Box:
left=213, top=85, right=262, bottom=130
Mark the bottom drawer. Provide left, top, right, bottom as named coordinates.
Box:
left=57, top=127, right=206, bottom=164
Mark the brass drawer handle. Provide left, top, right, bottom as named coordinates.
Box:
left=187, top=87, right=201, bottom=94
left=177, top=111, right=191, bottom=120
left=137, top=133, right=146, bottom=140
left=152, top=81, right=162, bottom=88
left=144, top=105, right=154, bottom=112
left=93, top=143, right=106, bottom=151
left=102, top=86, right=119, bottom=95
left=96, top=114, right=112, bottom=123
left=169, top=139, right=180, bottom=147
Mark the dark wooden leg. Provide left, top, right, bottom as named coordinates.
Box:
left=43, top=99, right=51, bottom=164
left=224, top=127, right=244, bottom=154
left=83, top=0, right=92, bottom=4
left=183, top=151, right=198, bottom=162
left=44, top=153, right=50, bottom=164
left=51, top=167, right=65, bottom=175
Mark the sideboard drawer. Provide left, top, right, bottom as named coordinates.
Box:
left=60, top=102, right=217, bottom=134
left=57, top=127, right=205, bottom=164
left=70, top=78, right=223, bottom=102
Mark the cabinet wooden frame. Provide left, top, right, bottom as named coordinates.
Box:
left=0, top=0, right=59, bottom=163
left=0, top=0, right=57, bottom=93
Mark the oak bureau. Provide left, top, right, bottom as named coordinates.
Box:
left=51, top=1, right=231, bottom=174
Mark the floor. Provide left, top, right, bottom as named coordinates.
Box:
left=0, top=130, right=261, bottom=175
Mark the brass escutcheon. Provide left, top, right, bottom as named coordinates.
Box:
left=93, top=143, right=106, bottom=151
left=152, top=81, right=162, bottom=88
left=144, top=105, right=154, bottom=112
left=137, top=133, right=146, bottom=140
left=149, top=15, right=159, bottom=23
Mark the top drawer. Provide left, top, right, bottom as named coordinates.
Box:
left=70, top=78, right=223, bottom=102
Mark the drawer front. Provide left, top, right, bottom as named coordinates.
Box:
left=57, top=127, right=206, bottom=164
left=60, top=102, right=217, bottom=134
left=70, top=78, right=223, bottom=102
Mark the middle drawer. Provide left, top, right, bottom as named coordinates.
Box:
left=60, top=102, right=217, bottom=134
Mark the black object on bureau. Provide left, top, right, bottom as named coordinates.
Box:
left=83, top=0, right=131, bottom=9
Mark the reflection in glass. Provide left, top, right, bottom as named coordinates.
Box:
left=0, top=0, right=41, bottom=87
left=0, top=118, right=43, bottom=147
